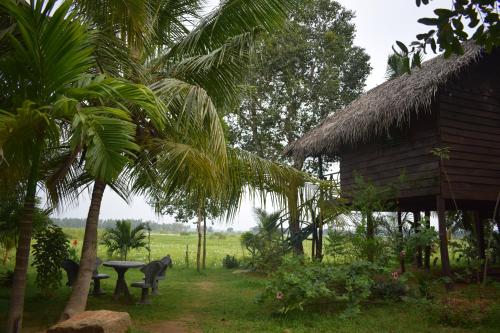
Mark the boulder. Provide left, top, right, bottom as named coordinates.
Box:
left=46, top=310, right=131, bottom=333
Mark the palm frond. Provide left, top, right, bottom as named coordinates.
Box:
left=170, top=0, right=295, bottom=57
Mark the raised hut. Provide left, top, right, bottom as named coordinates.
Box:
left=285, top=41, right=500, bottom=277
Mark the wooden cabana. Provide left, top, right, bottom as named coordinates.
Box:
left=285, top=41, right=500, bottom=277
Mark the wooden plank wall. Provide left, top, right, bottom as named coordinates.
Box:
left=439, top=53, right=500, bottom=202
left=339, top=111, right=440, bottom=199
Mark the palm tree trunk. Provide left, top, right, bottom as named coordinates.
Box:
left=196, top=206, right=202, bottom=273
left=61, top=180, right=106, bottom=321
left=6, top=148, right=41, bottom=333
left=202, top=213, right=207, bottom=270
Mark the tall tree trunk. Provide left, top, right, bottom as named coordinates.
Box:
left=6, top=148, right=41, bottom=333
left=424, top=211, right=431, bottom=270
left=436, top=196, right=453, bottom=290
left=366, top=212, right=374, bottom=262
left=249, top=97, right=264, bottom=157
left=202, top=213, right=207, bottom=270
left=61, top=180, right=106, bottom=321
left=196, top=205, right=203, bottom=273
left=413, top=211, right=423, bottom=268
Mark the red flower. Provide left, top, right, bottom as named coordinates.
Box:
left=391, top=271, right=400, bottom=280
left=276, top=292, right=284, bottom=300
left=72, top=239, right=78, bottom=247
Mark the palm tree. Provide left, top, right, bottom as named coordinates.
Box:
left=386, top=51, right=424, bottom=79
left=59, top=0, right=304, bottom=319
left=101, top=221, right=147, bottom=260
left=0, top=2, right=162, bottom=332
left=254, top=208, right=282, bottom=241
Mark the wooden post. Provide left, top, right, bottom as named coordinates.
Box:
left=424, top=211, right=431, bottom=270
left=474, top=211, right=486, bottom=260
left=397, top=211, right=405, bottom=273
left=317, top=220, right=324, bottom=261
left=397, top=211, right=403, bottom=244
left=288, top=159, right=304, bottom=255
left=316, top=156, right=324, bottom=261
left=436, top=196, right=453, bottom=289
left=366, top=212, right=374, bottom=262
left=413, top=211, right=423, bottom=268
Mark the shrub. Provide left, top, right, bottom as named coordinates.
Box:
left=371, top=276, right=409, bottom=300
left=31, top=224, right=70, bottom=296
left=68, top=239, right=80, bottom=263
left=222, top=255, right=239, bottom=269
left=0, top=269, right=14, bottom=288
left=434, top=297, right=492, bottom=327
left=260, top=258, right=395, bottom=316
left=210, top=232, right=226, bottom=240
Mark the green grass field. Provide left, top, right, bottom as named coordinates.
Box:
left=1, top=228, right=499, bottom=333
left=63, top=228, right=246, bottom=268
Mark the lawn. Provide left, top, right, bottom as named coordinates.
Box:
left=1, top=229, right=499, bottom=333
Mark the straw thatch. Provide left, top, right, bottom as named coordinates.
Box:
left=284, top=41, right=484, bottom=162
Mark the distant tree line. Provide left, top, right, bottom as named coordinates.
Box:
left=52, top=218, right=193, bottom=234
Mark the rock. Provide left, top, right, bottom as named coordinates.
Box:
left=46, top=310, right=131, bottom=333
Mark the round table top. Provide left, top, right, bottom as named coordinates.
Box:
left=103, top=260, right=145, bottom=269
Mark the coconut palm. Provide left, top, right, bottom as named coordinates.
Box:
left=101, top=221, right=147, bottom=260
left=59, top=0, right=305, bottom=319
left=386, top=51, right=424, bottom=79
left=0, top=2, right=164, bottom=332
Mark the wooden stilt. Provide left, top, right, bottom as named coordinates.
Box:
left=437, top=196, right=453, bottom=290
left=397, top=211, right=405, bottom=273
left=413, top=211, right=423, bottom=268
left=366, top=212, right=374, bottom=262
left=474, top=211, right=486, bottom=260
left=424, top=211, right=431, bottom=270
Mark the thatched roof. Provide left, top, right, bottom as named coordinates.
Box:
left=284, top=41, right=484, bottom=162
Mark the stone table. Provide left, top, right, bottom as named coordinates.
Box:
left=103, top=260, right=145, bottom=298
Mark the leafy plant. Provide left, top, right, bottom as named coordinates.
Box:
left=0, top=269, right=14, bottom=288
left=261, top=258, right=394, bottom=317
left=394, top=0, right=499, bottom=73
left=240, top=209, right=287, bottom=271
left=432, top=297, right=493, bottom=328
left=31, top=224, right=70, bottom=296
left=101, top=220, right=147, bottom=260
left=222, top=255, right=239, bottom=269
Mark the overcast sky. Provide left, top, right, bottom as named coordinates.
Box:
left=52, top=0, right=443, bottom=230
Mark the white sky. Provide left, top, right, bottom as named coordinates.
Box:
left=52, top=0, right=443, bottom=230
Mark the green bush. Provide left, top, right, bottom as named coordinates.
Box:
left=260, top=258, right=403, bottom=317
left=432, top=297, right=492, bottom=328
left=371, top=277, right=409, bottom=300
left=31, top=224, right=70, bottom=296
left=210, top=232, right=226, bottom=240
left=0, top=269, right=14, bottom=288
left=222, top=255, right=239, bottom=269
